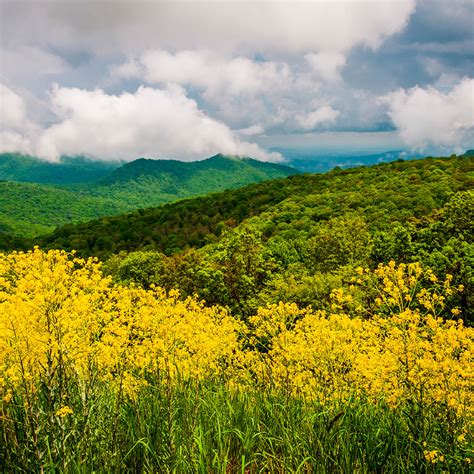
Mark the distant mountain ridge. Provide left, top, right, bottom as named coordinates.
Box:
left=0, top=153, right=119, bottom=185
left=284, top=150, right=420, bottom=173
left=10, top=154, right=471, bottom=258
left=100, top=154, right=298, bottom=185
left=284, top=149, right=474, bottom=173
left=0, top=153, right=299, bottom=236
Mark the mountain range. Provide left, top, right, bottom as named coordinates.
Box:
left=274, top=149, right=422, bottom=173
left=2, top=151, right=471, bottom=239
left=0, top=153, right=298, bottom=236
left=6, top=154, right=471, bottom=259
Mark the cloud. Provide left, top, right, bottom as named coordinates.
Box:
left=382, top=77, right=474, bottom=153
left=131, top=50, right=343, bottom=132
left=139, top=50, right=293, bottom=97
left=111, top=59, right=143, bottom=81
left=4, top=0, right=472, bottom=157
left=235, top=124, right=265, bottom=137
left=296, top=106, right=340, bottom=130
left=0, top=46, right=67, bottom=82
left=305, top=52, right=346, bottom=82
left=0, top=84, right=28, bottom=129
left=0, top=84, right=281, bottom=162
left=111, top=50, right=310, bottom=133
left=3, top=1, right=416, bottom=57
left=0, top=84, right=40, bottom=156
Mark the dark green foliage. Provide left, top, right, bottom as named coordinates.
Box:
left=306, top=215, right=373, bottom=272
left=31, top=156, right=472, bottom=258
left=206, top=226, right=274, bottom=316
left=108, top=251, right=166, bottom=289
left=5, top=155, right=473, bottom=322
left=103, top=226, right=274, bottom=318
left=259, top=269, right=344, bottom=310
left=0, top=154, right=298, bottom=236
left=98, top=157, right=474, bottom=322
left=368, top=190, right=473, bottom=321
left=0, top=153, right=118, bottom=184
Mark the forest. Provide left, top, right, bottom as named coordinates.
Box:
left=0, top=153, right=297, bottom=236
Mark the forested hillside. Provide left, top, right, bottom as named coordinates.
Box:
left=7, top=155, right=472, bottom=322
left=0, top=154, right=298, bottom=236
left=0, top=181, right=125, bottom=236
left=0, top=153, right=118, bottom=184
left=32, top=155, right=471, bottom=253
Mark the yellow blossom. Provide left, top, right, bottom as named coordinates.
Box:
left=55, top=406, right=73, bottom=417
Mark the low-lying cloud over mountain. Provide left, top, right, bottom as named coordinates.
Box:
left=0, top=0, right=472, bottom=161
left=0, top=84, right=281, bottom=162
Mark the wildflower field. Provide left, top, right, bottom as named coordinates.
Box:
left=1, top=249, right=472, bottom=472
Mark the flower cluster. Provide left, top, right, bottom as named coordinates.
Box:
left=0, top=248, right=240, bottom=401
left=1, top=250, right=472, bottom=433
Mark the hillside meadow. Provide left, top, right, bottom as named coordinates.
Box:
left=0, top=249, right=472, bottom=471
left=1, top=156, right=473, bottom=472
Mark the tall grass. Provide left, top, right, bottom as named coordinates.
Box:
left=2, top=377, right=471, bottom=472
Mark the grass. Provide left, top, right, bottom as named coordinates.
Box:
left=2, top=378, right=471, bottom=473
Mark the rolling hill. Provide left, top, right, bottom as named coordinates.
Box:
left=2, top=154, right=472, bottom=322
left=0, top=153, right=119, bottom=184
left=0, top=153, right=299, bottom=236
left=17, top=155, right=472, bottom=258
left=100, top=154, right=297, bottom=186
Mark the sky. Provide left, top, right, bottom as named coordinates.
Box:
left=0, top=0, right=473, bottom=163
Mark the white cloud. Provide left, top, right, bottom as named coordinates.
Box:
left=0, top=82, right=280, bottom=162
left=0, top=84, right=40, bottom=156
left=111, top=59, right=143, bottom=80
left=0, top=46, right=67, bottom=81
left=0, top=0, right=432, bottom=160
left=101, top=0, right=415, bottom=132
left=134, top=50, right=335, bottom=132
left=235, top=124, right=265, bottom=137
left=305, top=52, right=346, bottom=82
left=0, top=84, right=28, bottom=129
left=296, top=106, right=340, bottom=130
left=5, top=84, right=281, bottom=162
left=140, top=50, right=292, bottom=98
left=382, top=78, right=474, bottom=153
left=2, top=1, right=416, bottom=57
left=112, top=50, right=305, bottom=133
left=0, top=130, right=34, bottom=156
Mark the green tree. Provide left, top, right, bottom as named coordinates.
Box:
left=211, top=226, right=274, bottom=317
left=110, top=251, right=165, bottom=289
left=307, top=215, right=373, bottom=273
